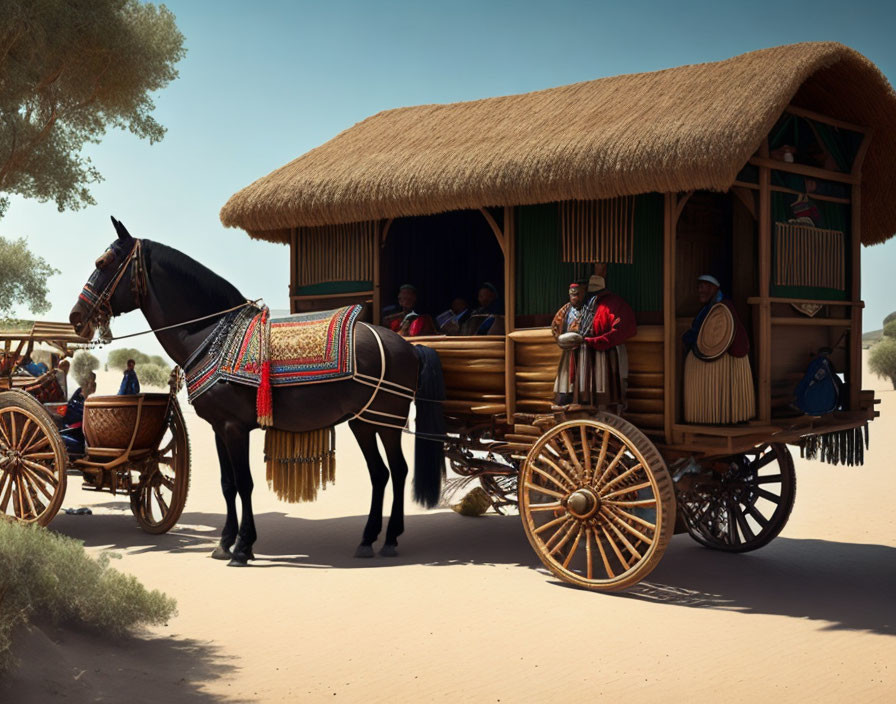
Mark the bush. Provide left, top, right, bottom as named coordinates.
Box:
left=883, top=320, right=896, bottom=339
left=107, top=348, right=168, bottom=371
left=137, top=362, right=171, bottom=389
left=0, top=521, right=177, bottom=673
left=869, top=338, right=896, bottom=390
left=884, top=310, right=896, bottom=326
left=70, top=350, right=100, bottom=387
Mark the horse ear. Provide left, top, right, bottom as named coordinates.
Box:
left=110, top=216, right=133, bottom=243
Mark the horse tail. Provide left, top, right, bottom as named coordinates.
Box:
left=413, top=344, right=445, bottom=508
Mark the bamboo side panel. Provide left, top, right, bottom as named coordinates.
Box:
left=414, top=338, right=505, bottom=415
left=774, top=222, right=845, bottom=290
left=560, top=197, right=635, bottom=263
left=294, top=221, right=376, bottom=286
left=508, top=327, right=664, bottom=427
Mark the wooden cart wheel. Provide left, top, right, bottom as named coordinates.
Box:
left=677, top=443, right=796, bottom=552
left=519, top=413, right=675, bottom=592
left=130, top=402, right=190, bottom=534
left=0, top=390, right=68, bottom=526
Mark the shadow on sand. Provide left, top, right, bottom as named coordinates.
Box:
left=0, top=621, right=245, bottom=704
left=51, top=505, right=896, bottom=637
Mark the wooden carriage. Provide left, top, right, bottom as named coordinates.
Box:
left=0, top=322, right=189, bottom=533
left=221, top=42, right=896, bottom=590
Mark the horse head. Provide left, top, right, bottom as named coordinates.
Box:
left=69, top=216, right=147, bottom=342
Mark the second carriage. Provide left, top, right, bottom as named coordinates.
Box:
left=221, top=42, right=894, bottom=590
left=0, top=321, right=190, bottom=533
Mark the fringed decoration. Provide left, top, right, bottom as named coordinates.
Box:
left=800, top=423, right=869, bottom=466
left=560, top=197, right=635, bottom=264
left=256, top=307, right=273, bottom=427
left=683, top=353, right=755, bottom=424
left=774, top=222, right=845, bottom=290
left=264, top=427, right=336, bottom=502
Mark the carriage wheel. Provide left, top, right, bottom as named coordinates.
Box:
left=130, top=403, right=190, bottom=534
left=519, top=414, right=675, bottom=592
left=0, top=391, right=68, bottom=526
left=677, top=443, right=796, bottom=552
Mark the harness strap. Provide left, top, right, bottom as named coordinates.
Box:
left=348, top=323, right=414, bottom=430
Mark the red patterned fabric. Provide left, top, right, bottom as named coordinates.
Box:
left=585, top=291, right=637, bottom=351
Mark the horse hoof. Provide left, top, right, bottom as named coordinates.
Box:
left=354, top=544, right=375, bottom=558
left=211, top=545, right=233, bottom=560
left=379, top=544, right=398, bottom=558
left=227, top=556, right=250, bottom=567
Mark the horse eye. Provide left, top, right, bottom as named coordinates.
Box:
left=95, top=251, right=114, bottom=269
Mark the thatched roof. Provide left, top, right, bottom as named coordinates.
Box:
left=221, top=42, right=896, bottom=246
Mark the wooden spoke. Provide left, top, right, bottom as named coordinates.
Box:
left=543, top=518, right=575, bottom=552
left=604, top=515, right=643, bottom=561
left=580, top=426, right=592, bottom=481
left=0, top=415, right=12, bottom=448
left=9, top=412, right=18, bottom=448
left=18, top=471, right=43, bottom=517
left=559, top=430, right=585, bottom=478
left=753, top=487, right=782, bottom=504
left=17, top=417, right=36, bottom=451
left=593, top=429, right=610, bottom=482
left=524, top=481, right=565, bottom=500
left=600, top=524, right=629, bottom=570
left=605, top=497, right=656, bottom=508
left=745, top=503, right=770, bottom=528
left=534, top=513, right=571, bottom=536
left=21, top=435, right=51, bottom=455
left=15, top=474, right=27, bottom=519
left=528, top=501, right=563, bottom=512
left=600, top=477, right=650, bottom=500
left=592, top=526, right=615, bottom=579
left=0, top=472, right=13, bottom=512
left=21, top=458, right=58, bottom=483
left=755, top=474, right=783, bottom=484
left=548, top=521, right=579, bottom=557
left=752, top=451, right=778, bottom=469
left=562, top=525, right=584, bottom=568
left=535, top=454, right=578, bottom=491
left=546, top=440, right=580, bottom=482
left=153, top=486, right=170, bottom=517
left=530, top=463, right=574, bottom=494
left=603, top=507, right=654, bottom=544
left=606, top=504, right=655, bottom=532
left=594, top=444, right=627, bottom=488
left=585, top=526, right=594, bottom=580
left=20, top=465, right=57, bottom=502
left=731, top=501, right=755, bottom=541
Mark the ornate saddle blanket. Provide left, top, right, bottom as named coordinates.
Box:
left=185, top=304, right=363, bottom=403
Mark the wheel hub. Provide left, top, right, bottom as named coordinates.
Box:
left=566, top=488, right=600, bottom=520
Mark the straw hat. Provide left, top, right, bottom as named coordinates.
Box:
left=696, top=303, right=734, bottom=359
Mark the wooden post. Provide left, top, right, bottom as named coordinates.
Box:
left=289, top=228, right=298, bottom=314
left=373, top=220, right=389, bottom=325
left=663, top=193, right=675, bottom=443
left=849, top=130, right=872, bottom=409
left=504, top=206, right=517, bottom=418
left=758, top=141, right=772, bottom=423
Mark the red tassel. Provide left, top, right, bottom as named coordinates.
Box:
left=256, top=308, right=273, bottom=427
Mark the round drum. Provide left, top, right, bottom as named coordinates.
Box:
left=557, top=332, right=584, bottom=350
left=696, top=303, right=734, bottom=360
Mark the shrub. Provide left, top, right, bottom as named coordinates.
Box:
left=107, top=348, right=169, bottom=371
left=884, top=310, right=896, bottom=326
left=138, top=362, right=171, bottom=389
left=70, top=350, right=100, bottom=387
left=869, top=338, right=896, bottom=390
left=883, top=320, right=896, bottom=339
left=0, top=521, right=176, bottom=673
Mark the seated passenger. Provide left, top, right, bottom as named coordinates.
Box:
left=382, top=284, right=435, bottom=337
left=435, top=297, right=470, bottom=336
left=682, top=274, right=755, bottom=424
left=462, top=282, right=504, bottom=336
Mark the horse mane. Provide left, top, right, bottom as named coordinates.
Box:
left=144, top=239, right=246, bottom=310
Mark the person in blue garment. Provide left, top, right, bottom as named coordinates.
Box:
left=118, top=358, right=140, bottom=395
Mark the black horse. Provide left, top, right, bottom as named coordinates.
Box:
left=70, top=218, right=444, bottom=565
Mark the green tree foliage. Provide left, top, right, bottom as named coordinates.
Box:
left=71, top=349, right=99, bottom=387
left=107, top=347, right=166, bottom=370
left=869, top=338, right=896, bottom=390
left=884, top=311, right=896, bottom=326
left=0, top=521, right=176, bottom=672
left=883, top=320, right=896, bottom=339
left=0, top=236, right=58, bottom=318
left=0, top=0, right=186, bottom=217
left=137, top=362, right=170, bottom=388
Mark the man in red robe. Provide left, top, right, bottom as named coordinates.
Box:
left=382, top=284, right=435, bottom=337
left=552, top=267, right=637, bottom=410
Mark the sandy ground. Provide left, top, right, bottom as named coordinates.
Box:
left=2, top=359, right=895, bottom=703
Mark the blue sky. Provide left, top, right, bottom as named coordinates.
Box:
left=3, top=0, right=896, bottom=360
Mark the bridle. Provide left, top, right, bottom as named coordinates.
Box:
left=78, top=239, right=148, bottom=339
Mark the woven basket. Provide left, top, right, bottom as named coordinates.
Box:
left=84, top=394, right=170, bottom=452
